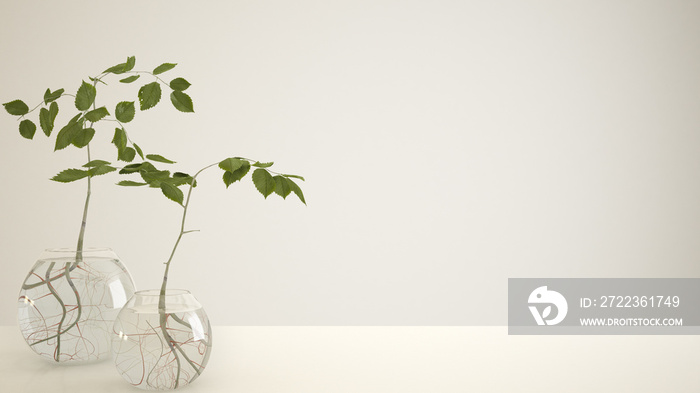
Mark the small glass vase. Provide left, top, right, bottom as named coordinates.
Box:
left=17, top=247, right=136, bottom=363
left=112, top=289, right=212, bottom=390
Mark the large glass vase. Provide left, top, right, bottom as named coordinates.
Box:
left=17, top=248, right=136, bottom=363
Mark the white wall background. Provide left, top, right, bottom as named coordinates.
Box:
left=1, top=0, right=700, bottom=326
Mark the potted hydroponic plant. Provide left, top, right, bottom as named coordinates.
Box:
left=109, top=135, right=305, bottom=389
left=4, top=57, right=196, bottom=363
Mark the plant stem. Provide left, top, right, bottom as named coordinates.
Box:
left=75, top=145, right=92, bottom=264
left=157, top=162, right=217, bottom=387
left=158, top=162, right=218, bottom=305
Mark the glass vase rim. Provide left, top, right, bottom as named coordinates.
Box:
left=44, top=247, right=115, bottom=253
left=133, top=289, right=193, bottom=297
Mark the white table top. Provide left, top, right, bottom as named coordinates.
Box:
left=1, top=326, right=698, bottom=392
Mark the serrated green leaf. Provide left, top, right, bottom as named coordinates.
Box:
left=124, top=56, right=136, bottom=72
left=222, top=161, right=251, bottom=188
left=117, top=180, right=148, bottom=187
left=112, top=128, right=127, bottom=151
left=287, top=178, right=306, bottom=205
left=172, top=172, right=195, bottom=187
left=219, top=157, right=245, bottom=172
left=51, top=168, right=89, bottom=183
left=3, top=100, right=28, bottom=116
left=83, top=159, right=111, bottom=168
left=49, top=101, right=59, bottom=125
left=39, top=108, right=52, bottom=136
left=284, top=174, right=306, bottom=181
left=223, top=171, right=236, bottom=188
left=119, top=162, right=157, bottom=174
left=19, top=120, right=36, bottom=139
left=133, top=143, right=144, bottom=159
left=84, top=106, right=110, bottom=122
left=141, top=169, right=170, bottom=187
left=43, top=88, right=64, bottom=104
left=88, top=165, right=116, bottom=177
left=75, top=81, right=96, bottom=111
left=138, top=82, right=161, bottom=111
left=40, top=102, right=59, bottom=136
left=170, top=91, right=194, bottom=113
left=169, top=77, right=191, bottom=91
left=104, top=56, right=135, bottom=74
left=119, top=163, right=145, bottom=174
left=160, top=182, right=184, bottom=205
left=146, top=154, right=176, bottom=164
left=120, top=75, right=140, bottom=84
left=252, top=168, right=275, bottom=198
left=72, top=127, right=95, bottom=148
left=119, top=147, right=136, bottom=162
left=253, top=161, right=274, bottom=168
left=104, top=60, right=127, bottom=74
left=54, top=114, right=84, bottom=151
left=153, top=63, right=177, bottom=75
left=115, top=101, right=135, bottom=123
left=273, top=176, right=292, bottom=198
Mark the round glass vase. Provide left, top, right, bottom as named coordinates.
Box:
left=17, top=248, right=136, bottom=363
left=112, top=289, right=212, bottom=390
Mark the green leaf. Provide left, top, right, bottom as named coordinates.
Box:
left=133, top=143, right=144, bottom=159
left=115, top=101, right=135, bottom=123
left=39, top=108, right=51, bottom=136
left=83, top=159, right=111, bottom=168
left=287, top=178, right=306, bottom=205
left=72, top=127, right=95, bottom=148
left=219, top=157, right=245, bottom=172
left=75, top=81, right=96, bottom=111
left=3, top=100, right=28, bottom=116
left=49, top=101, right=59, bottom=125
left=112, top=128, right=127, bottom=151
left=252, top=168, right=275, bottom=198
left=153, top=63, right=177, bottom=75
left=169, top=77, right=191, bottom=91
left=54, top=114, right=84, bottom=151
left=141, top=169, right=171, bottom=187
left=40, top=103, right=58, bottom=136
left=222, top=171, right=236, bottom=188
left=119, top=147, right=136, bottom=162
left=124, top=56, right=136, bottom=72
left=170, top=91, right=194, bottom=113
left=138, top=82, right=161, bottom=110
left=160, top=182, right=184, bottom=205
left=146, top=154, right=176, bottom=164
left=253, top=161, right=274, bottom=168
left=19, top=120, right=36, bottom=139
left=284, top=174, right=306, bottom=181
left=104, top=61, right=126, bottom=74
left=43, top=88, right=64, bottom=104
left=119, top=162, right=157, bottom=174
left=222, top=160, right=251, bottom=188
left=119, top=163, right=144, bottom=174
left=117, top=180, right=148, bottom=187
left=104, top=56, right=135, bottom=74
left=273, top=176, right=292, bottom=199
left=84, top=106, right=110, bottom=122
left=51, top=168, right=89, bottom=183
left=88, top=165, right=116, bottom=177
left=172, top=172, right=196, bottom=187
left=120, top=75, right=140, bottom=84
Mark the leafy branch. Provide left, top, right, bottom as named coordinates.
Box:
left=2, top=56, right=195, bottom=259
